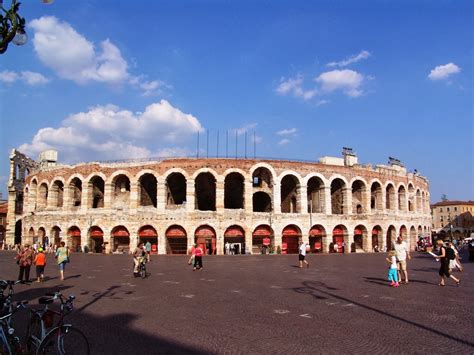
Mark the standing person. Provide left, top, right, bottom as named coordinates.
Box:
left=55, top=241, right=69, bottom=281
left=298, top=241, right=309, bottom=268
left=145, top=241, right=152, bottom=261
left=433, top=239, right=460, bottom=286
left=16, top=244, right=34, bottom=283
left=193, top=243, right=203, bottom=271
left=34, top=247, right=47, bottom=282
left=133, top=242, right=145, bottom=277
left=394, top=236, right=411, bottom=284
left=386, top=250, right=399, bottom=287
left=225, top=242, right=230, bottom=255
left=447, top=241, right=463, bottom=272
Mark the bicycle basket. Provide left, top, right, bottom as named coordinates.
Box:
left=42, top=310, right=55, bottom=328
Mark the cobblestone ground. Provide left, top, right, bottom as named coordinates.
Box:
left=1, top=250, right=473, bottom=354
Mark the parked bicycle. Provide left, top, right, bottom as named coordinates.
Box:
left=27, top=291, right=89, bottom=354
left=137, top=257, right=148, bottom=279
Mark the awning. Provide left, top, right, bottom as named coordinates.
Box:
left=139, top=226, right=157, bottom=238
left=282, top=225, right=301, bottom=236
left=166, top=226, right=186, bottom=238
left=224, top=226, right=244, bottom=237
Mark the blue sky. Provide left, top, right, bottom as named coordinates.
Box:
left=0, top=0, right=472, bottom=201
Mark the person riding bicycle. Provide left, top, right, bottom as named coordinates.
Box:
left=133, top=242, right=146, bottom=277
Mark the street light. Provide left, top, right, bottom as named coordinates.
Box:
left=0, top=0, right=54, bottom=54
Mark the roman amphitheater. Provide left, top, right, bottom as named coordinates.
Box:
left=6, top=149, right=431, bottom=255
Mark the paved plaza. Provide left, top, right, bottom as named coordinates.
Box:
left=1, top=250, right=473, bottom=354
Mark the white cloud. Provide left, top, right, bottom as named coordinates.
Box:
left=278, top=138, right=290, bottom=146
left=19, top=100, right=203, bottom=163
left=315, top=69, right=365, bottom=97
left=327, top=50, right=371, bottom=67
left=428, top=63, right=461, bottom=81
left=29, top=16, right=164, bottom=95
left=276, top=75, right=317, bottom=100
left=234, top=123, right=257, bottom=136
left=0, top=70, right=50, bottom=85
left=316, top=99, right=330, bottom=107
left=277, top=128, right=297, bottom=136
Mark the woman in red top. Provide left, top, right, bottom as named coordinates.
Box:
left=34, top=248, right=47, bottom=282
left=193, top=243, right=204, bottom=271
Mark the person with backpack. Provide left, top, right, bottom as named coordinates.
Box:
left=447, top=241, right=463, bottom=272
left=432, top=239, right=460, bottom=287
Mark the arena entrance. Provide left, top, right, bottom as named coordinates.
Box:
left=89, top=226, right=104, bottom=253
left=195, top=225, right=216, bottom=255
left=353, top=225, right=367, bottom=252
left=386, top=225, right=396, bottom=251
left=282, top=225, right=301, bottom=254
left=38, top=227, right=46, bottom=247
left=139, top=225, right=158, bottom=254
left=309, top=225, right=325, bottom=253
left=252, top=225, right=273, bottom=254
left=112, top=226, right=130, bottom=254
left=372, top=226, right=382, bottom=252
left=224, top=225, right=245, bottom=255
left=166, top=225, right=187, bottom=254
left=67, top=226, right=81, bottom=252
left=332, top=225, right=347, bottom=253
left=51, top=226, right=61, bottom=248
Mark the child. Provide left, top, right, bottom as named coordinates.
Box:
left=34, top=247, right=47, bottom=282
left=386, top=250, right=399, bottom=287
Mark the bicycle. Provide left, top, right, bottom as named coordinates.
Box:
left=0, top=280, right=28, bottom=355
left=134, top=257, right=148, bottom=279
left=27, top=291, right=89, bottom=355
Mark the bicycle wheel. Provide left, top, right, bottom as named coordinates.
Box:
left=27, top=313, right=43, bottom=353
left=140, top=265, right=146, bottom=279
left=38, top=326, right=89, bottom=355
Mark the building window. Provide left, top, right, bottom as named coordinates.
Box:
left=440, top=208, right=443, bottom=212
left=454, top=207, right=457, bottom=211
left=447, top=207, right=450, bottom=212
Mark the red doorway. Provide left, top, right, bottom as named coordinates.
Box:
left=282, top=225, right=301, bottom=254
left=195, top=226, right=216, bottom=255
left=166, top=226, right=187, bottom=254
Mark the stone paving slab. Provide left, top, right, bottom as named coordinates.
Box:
left=0, top=251, right=473, bottom=354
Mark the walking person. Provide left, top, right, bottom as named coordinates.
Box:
left=447, top=241, right=463, bottom=272
left=193, top=243, right=203, bottom=271
left=55, top=241, right=69, bottom=281
left=133, top=242, right=145, bottom=277
left=34, top=247, right=47, bottom=282
left=386, top=250, right=399, bottom=287
left=298, top=241, right=309, bottom=268
left=16, top=244, right=34, bottom=283
left=432, top=239, right=460, bottom=287
left=394, top=235, right=411, bottom=284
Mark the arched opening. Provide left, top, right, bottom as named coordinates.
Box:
left=386, top=225, right=396, bottom=251
left=400, top=225, right=407, bottom=239
left=38, top=183, right=48, bottom=210
left=332, top=225, right=347, bottom=253
left=111, top=226, right=130, bottom=253
left=138, top=225, right=158, bottom=254
left=385, top=184, right=396, bottom=211
left=195, top=225, right=216, bottom=255
left=352, top=180, right=367, bottom=214
left=408, top=184, right=415, bottom=212
left=331, top=178, right=346, bottom=215
left=418, top=225, right=423, bottom=237
left=410, top=226, right=417, bottom=251
left=112, top=174, right=130, bottom=208
left=89, top=176, right=105, bottom=209
left=195, top=173, right=216, bottom=211
left=416, top=190, right=422, bottom=213
left=252, top=225, right=273, bottom=254
left=224, top=225, right=245, bottom=255
left=51, top=180, right=64, bottom=209
left=50, top=226, right=61, bottom=248
left=372, top=226, right=382, bottom=252
left=0, top=226, right=5, bottom=249
left=14, top=220, right=22, bottom=245
left=139, top=173, right=157, bottom=207
left=252, top=167, right=273, bottom=189
left=15, top=191, right=24, bottom=214
left=29, top=180, right=38, bottom=211
left=224, top=173, right=244, bottom=209
left=67, top=226, right=81, bottom=252
left=28, top=227, right=35, bottom=245
left=281, top=225, right=301, bottom=254
left=398, top=185, right=407, bottom=211
left=69, top=178, right=82, bottom=207
left=354, top=225, right=367, bottom=252
left=166, top=173, right=187, bottom=208
left=166, top=225, right=187, bottom=254
left=281, top=175, right=299, bottom=213
left=421, top=191, right=426, bottom=213
left=89, top=226, right=104, bottom=253
left=38, top=227, right=46, bottom=247
left=309, top=225, right=326, bottom=253
left=252, top=192, right=272, bottom=212
left=307, top=177, right=325, bottom=213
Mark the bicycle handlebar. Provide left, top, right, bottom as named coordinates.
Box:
left=0, top=301, right=28, bottom=321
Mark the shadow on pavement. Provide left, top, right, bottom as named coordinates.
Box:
left=364, top=277, right=435, bottom=286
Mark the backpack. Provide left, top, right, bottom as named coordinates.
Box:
left=445, top=247, right=455, bottom=260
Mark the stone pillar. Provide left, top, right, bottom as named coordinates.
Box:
left=344, top=231, right=354, bottom=254
left=322, top=234, right=330, bottom=253
left=216, top=229, right=224, bottom=255
left=5, top=188, right=17, bottom=246
left=365, top=232, right=372, bottom=253
left=130, top=232, right=139, bottom=253
left=62, top=186, right=71, bottom=212
left=343, top=188, right=352, bottom=215
left=273, top=181, right=281, bottom=214
left=103, top=182, right=113, bottom=209
left=129, top=181, right=139, bottom=210
left=299, top=184, right=308, bottom=214
left=381, top=190, right=387, bottom=213
left=158, top=230, right=166, bottom=255
left=157, top=177, right=166, bottom=212
left=244, top=180, right=253, bottom=212
left=186, top=180, right=195, bottom=212
left=324, top=187, right=331, bottom=214
left=80, top=184, right=89, bottom=212
left=216, top=178, right=225, bottom=211
left=245, top=227, right=252, bottom=254
left=364, top=188, right=371, bottom=214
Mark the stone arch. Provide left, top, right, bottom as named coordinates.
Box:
left=307, top=175, right=325, bottom=213
left=370, top=180, right=383, bottom=211
left=138, top=172, right=157, bottom=207
left=252, top=191, right=272, bottom=212
left=224, top=225, right=246, bottom=255
left=166, top=172, right=187, bottom=208
left=353, top=224, right=368, bottom=252
left=50, top=226, right=62, bottom=247
left=29, top=178, right=38, bottom=211
left=416, top=189, right=422, bottom=213
left=67, top=174, right=84, bottom=208
left=331, top=224, right=348, bottom=253
left=281, top=224, right=302, bottom=254
left=408, top=183, right=415, bottom=212
left=88, top=175, right=105, bottom=209
left=309, top=224, right=326, bottom=253
left=67, top=226, right=81, bottom=252
left=410, top=226, right=417, bottom=251
left=371, top=225, right=383, bottom=252
left=37, top=181, right=49, bottom=210
left=397, top=184, right=407, bottom=212
left=111, top=225, right=130, bottom=253
left=330, top=176, right=347, bottom=215
left=165, top=225, right=187, bottom=254
left=224, top=172, right=245, bottom=209
left=195, top=225, right=217, bottom=255
left=89, top=226, right=104, bottom=253
left=351, top=179, right=367, bottom=214
left=111, top=173, right=131, bottom=209
left=400, top=225, right=407, bottom=239
left=249, top=163, right=277, bottom=184
left=252, top=224, right=274, bottom=254
left=386, top=225, right=396, bottom=251
left=138, top=225, right=158, bottom=253
left=50, top=179, right=64, bottom=209
left=280, top=174, right=301, bottom=213
left=28, top=227, right=35, bottom=244
left=195, top=172, right=216, bottom=211
left=385, top=182, right=397, bottom=211
left=37, top=226, right=46, bottom=245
